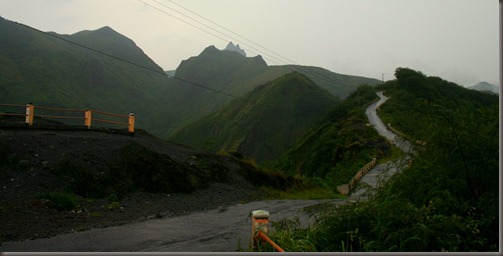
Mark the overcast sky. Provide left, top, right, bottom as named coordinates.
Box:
left=0, top=0, right=499, bottom=87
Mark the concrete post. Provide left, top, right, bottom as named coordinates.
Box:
left=251, top=209, right=270, bottom=248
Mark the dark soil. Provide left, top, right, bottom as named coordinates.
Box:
left=0, top=121, right=268, bottom=244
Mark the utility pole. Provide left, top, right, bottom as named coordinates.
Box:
left=382, top=73, right=385, bottom=84
left=357, top=89, right=360, bottom=108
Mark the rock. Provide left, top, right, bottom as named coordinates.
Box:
left=224, top=42, right=246, bottom=57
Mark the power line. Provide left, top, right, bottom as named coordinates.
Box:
left=137, top=0, right=230, bottom=43
left=160, top=0, right=351, bottom=90
left=165, top=0, right=296, bottom=64
left=11, top=20, right=241, bottom=100
left=140, top=0, right=353, bottom=93
left=164, top=0, right=351, bottom=90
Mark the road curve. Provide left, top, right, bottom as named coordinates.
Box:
left=351, top=91, right=413, bottom=200
left=2, top=91, right=410, bottom=252
left=365, top=92, right=412, bottom=153
left=1, top=198, right=345, bottom=252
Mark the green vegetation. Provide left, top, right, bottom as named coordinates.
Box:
left=275, top=85, right=391, bottom=187
left=1, top=17, right=380, bottom=139
left=3, top=17, right=497, bottom=251
left=171, top=72, right=339, bottom=163
left=258, top=68, right=499, bottom=252
left=34, top=191, right=78, bottom=211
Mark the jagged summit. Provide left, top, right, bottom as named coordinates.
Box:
left=224, top=41, right=246, bottom=57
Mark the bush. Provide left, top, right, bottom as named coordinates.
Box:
left=34, top=192, right=77, bottom=211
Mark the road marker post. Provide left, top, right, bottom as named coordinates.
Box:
left=128, top=113, right=135, bottom=135
left=25, top=103, right=34, bottom=126
left=251, top=210, right=270, bottom=249
left=85, top=110, right=92, bottom=129
left=250, top=210, right=284, bottom=252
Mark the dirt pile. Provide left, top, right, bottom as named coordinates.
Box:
left=0, top=126, right=270, bottom=243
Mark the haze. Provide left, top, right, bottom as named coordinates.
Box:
left=0, top=0, right=499, bottom=87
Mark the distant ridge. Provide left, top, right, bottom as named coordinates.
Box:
left=468, top=81, right=499, bottom=94
left=0, top=18, right=380, bottom=140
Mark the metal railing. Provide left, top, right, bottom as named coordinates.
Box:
left=0, top=103, right=135, bottom=134
left=387, top=123, right=426, bottom=146
left=336, top=158, right=377, bottom=195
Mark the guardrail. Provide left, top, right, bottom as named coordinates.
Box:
left=251, top=210, right=285, bottom=252
left=387, top=123, right=426, bottom=146
left=337, top=158, right=377, bottom=195
left=0, top=103, right=135, bottom=134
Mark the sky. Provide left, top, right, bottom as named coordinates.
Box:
left=0, top=0, right=499, bottom=87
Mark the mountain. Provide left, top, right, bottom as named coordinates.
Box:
left=224, top=41, right=246, bottom=57
left=269, top=68, right=499, bottom=252
left=170, top=72, right=339, bottom=162
left=0, top=17, right=167, bottom=131
left=468, top=81, right=499, bottom=94
left=153, top=46, right=380, bottom=138
left=152, top=45, right=270, bottom=137
left=276, top=68, right=499, bottom=187
left=275, top=85, right=388, bottom=184
left=165, top=70, right=176, bottom=77
left=0, top=18, right=380, bottom=139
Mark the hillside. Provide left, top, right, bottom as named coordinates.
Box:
left=377, top=68, right=499, bottom=141
left=267, top=68, right=499, bottom=252
left=0, top=17, right=169, bottom=131
left=0, top=120, right=300, bottom=242
left=0, top=18, right=380, bottom=139
left=170, top=72, right=339, bottom=163
left=154, top=47, right=381, bottom=138
left=275, top=85, right=391, bottom=186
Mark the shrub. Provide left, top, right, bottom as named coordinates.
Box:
left=34, top=191, right=77, bottom=211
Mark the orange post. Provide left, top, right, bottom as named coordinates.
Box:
left=25, top=103, right=34, bottom=125
left=257, top=231, right=285, bottom=252
left=128, top=113, right=135, bottom=135
left=84, top=110, right=92, bottom=129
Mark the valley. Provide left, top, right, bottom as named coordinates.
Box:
left=0, top=17, right=499, bottom=252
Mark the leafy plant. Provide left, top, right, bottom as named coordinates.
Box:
left=34, top=191, right=78, bottom=211
left=262, top=68, right=499, bottom=252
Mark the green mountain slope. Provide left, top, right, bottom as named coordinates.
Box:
left=151, top=46, right=381, bottom=138
left=170, top=72, right=339, bottom=163
left=0, top=17, right=167, bottom=130
left=270, top=68, right=499, bottom=252
left=275, top=85, right=390, bottom=186
left=377, top=67, right=499, bottom=141
left=0, top=18, right=380, bottom=139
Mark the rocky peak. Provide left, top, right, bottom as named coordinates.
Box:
left=224, top=41, right=246, bottom=57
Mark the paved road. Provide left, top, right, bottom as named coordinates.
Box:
left=1, top=91, right=410, bottom=252
left=351, top=91, right=413, bottom=200
left=365, top=92, right=413, bottom=153
left=1, top=199, right=345, bottom=252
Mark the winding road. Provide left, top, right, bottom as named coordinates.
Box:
left=2, top=92, right=411, bottom=252
left=351, top=92, right=413, bottom=200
